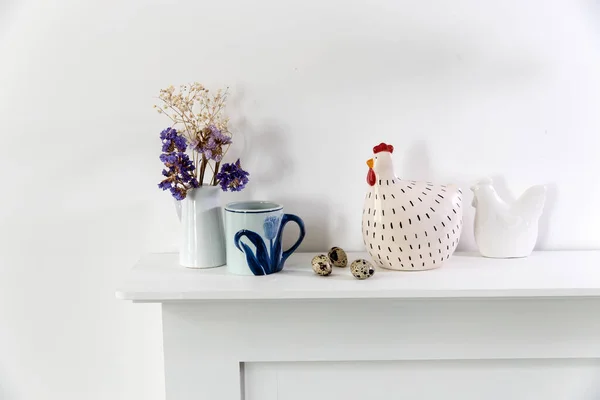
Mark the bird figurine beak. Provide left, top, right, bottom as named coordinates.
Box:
left=366, top=159, right=374, bottom=168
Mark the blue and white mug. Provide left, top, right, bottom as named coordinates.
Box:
left=225, top=201, right=306, bottom=276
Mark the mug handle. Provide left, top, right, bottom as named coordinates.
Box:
left=280, top=213, right=306, bottom=264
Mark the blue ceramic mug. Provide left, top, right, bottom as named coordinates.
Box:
left=225, top=201, right=305, bottom=276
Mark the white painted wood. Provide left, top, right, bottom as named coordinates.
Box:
left=163, top=299, right=600, bottom=363
left=162, top=304, right=242, bottom=400
left=116, top=251, right=600, bottom=301
left=245, top=360, right=600, bottom=400
left=120, top=252, right=600, bottom=399
left=158, top=299, right=600, bottom=399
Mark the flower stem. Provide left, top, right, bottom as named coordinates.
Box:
left=211, top=161, right=221, bottom=185
left=161, top=102, right=194, bottom=141
left=199, top=156, right=208, bottom=185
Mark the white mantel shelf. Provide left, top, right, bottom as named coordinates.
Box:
left=117, top=251, right=600, bottom=400
left=116, top=251, right=600, bottom=302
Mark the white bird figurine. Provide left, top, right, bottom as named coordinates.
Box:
left=471, top=178, right=546, bottom=258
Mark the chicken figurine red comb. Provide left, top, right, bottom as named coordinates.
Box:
left=363, top=143, right=464, bottom=271
left=373, top=143, right=394, bottom=154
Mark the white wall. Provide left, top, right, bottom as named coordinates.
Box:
left=1, top=0, right=600, bottom=398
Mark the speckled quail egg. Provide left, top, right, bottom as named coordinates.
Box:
left=328, top=247, right=348, bottom=268
left=311, top=255, right=332, bottom=276
left=350, top=259, right=375, bottom=280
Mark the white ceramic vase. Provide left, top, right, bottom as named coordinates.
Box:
left=175, top=186, right=226, bottom=268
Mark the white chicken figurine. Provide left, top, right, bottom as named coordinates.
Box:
left=471, top=178, right=546, bottom=258
left=362, top=143, right=464, bottom=271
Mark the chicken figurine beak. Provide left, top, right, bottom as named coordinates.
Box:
left=366, top=159, right=374, bottom=168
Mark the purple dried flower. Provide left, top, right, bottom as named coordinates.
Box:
left=206, top=131, right=232, bottom=162
left=160, top=127, right=187, bottom=153
left=158, top=152, right=198, bottom=200
left=216, top=159, right=250, bottom=192
left=191, top=125, right=232, bottom=162
left=158, top=180, right=172, bottom=190
left=170, top=186, right=187, bottom=201
left=159, top=152, right=176, bottom=164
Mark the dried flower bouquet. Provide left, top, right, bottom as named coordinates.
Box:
left=154, top=83, right=249, bottom=200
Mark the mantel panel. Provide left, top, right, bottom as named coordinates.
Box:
left=161, top=298, right=600, bottom=399
left=245, top=360, right=600, bottom=400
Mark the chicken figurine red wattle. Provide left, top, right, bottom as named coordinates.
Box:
left=362, top=143, right=464, bottom=270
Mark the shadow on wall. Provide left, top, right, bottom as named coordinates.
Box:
left=400, top=140, right=435, bottom=182
left=234, top=120, right=293, bottom=192
left=229, top=98, right=331, bottom=250
left=226, top=121, right=558, bottom=254
left=398, top=142, right=557, bottom=252
left=225, top=132, right=558, bottom=253
left=228, top=86, right=293, bottom=192
left=247, top=121, right=293, bottom=187
left=536, top=184, right=557, bottom=249
left=274, top=197, right=344, bottom=253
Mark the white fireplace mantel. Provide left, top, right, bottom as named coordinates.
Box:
left=117, top=251, right=600, bottom=400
